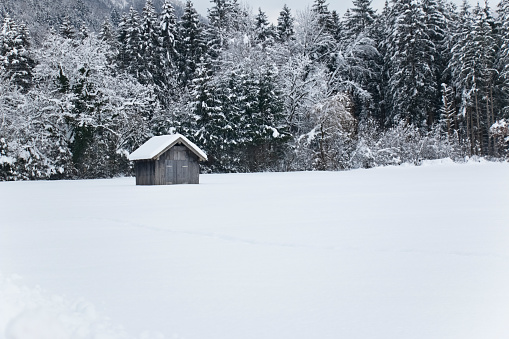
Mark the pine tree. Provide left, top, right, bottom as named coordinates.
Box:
left=370, top=0, right=392, bottom=125
left=0, top=16, right=35, bottom=91
left=343, top=0, right=377, bottom=40
left=334, top=28, right=381, bottom=121
left=206, top=0, right=243, bottom=56
left=98, top=19, right=117, bottom=67
left=342, top=9, right=354, bottom=41
left=189, top=59, right=224, bottom=169
left=330, top=10, right=341, bottom=42
left=448, top=1, right=498, bottom=154
left=464, top=3, right=498, bottom=154
left=303, top=1, right=338, bottom=70
left=0, top=136, right=15, bottom=181
left=78, top=21, right=89, bottom=40
left=447, top=0, right=472, bottom=138
left=252, top=67, right=289, bottom=169
left=422, top=0, right=447, bottom=125
left=190, top=45, right=289, bottom=171
left=110, top=8, right=121, bottom=27
left=117, top=8, right=142, bottom=77
left=439, top=0, right=460, bottom=117
left=439, top=82, right=457, bottom=138
left=73, top=0, right=90, bottom=23
left=384, top=0, right=436, bottom=127
left=254, top=8, right=275, bottom=45
left=159, top=0, right=180, bottom=98
left=276, top=4, right=294, bottom=43
left=177, top=0, right=206, bottom=84
left=139, top=0, right=163, bottom=86
left=336, top=0, right=380, bottom=122
left=226, top=64, right=288, bottom=171
left=99, top=19, right=115, bottom=43
left=160, top=0, right=179, bottom=68
left=497, top=0, right=509, bottom=118
left=312, top=0, right=335, bottom=34
left=116, top=13, right=130, bottom=68
left=59, top=16, right=76, bottom=40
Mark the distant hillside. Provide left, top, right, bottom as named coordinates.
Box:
left=0, top=0, right=186, bottom=44
left=123, top=0, right=185, bottom=14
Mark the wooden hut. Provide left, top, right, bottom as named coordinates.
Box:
left=128, top=134, right=207, bottom=185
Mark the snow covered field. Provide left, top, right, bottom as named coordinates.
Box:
left=1, top=160, right=509, bottom=339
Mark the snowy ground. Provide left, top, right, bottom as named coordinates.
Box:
left=1, top=159, right=509, bottom=339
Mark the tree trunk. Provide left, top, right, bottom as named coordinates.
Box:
left=474, top=91, right=482, bottom=155
left=467, top=107, right=475, bottom=156
left=490, top=86, right=495, bottom=155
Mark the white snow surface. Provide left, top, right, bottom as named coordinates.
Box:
left=0, top=156, right=14, bottom=165
left=1, top=160, right=509, bottom=339
left=128, top=134, right=207, bottom=161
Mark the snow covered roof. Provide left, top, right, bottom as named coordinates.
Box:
left=128, top=134, right=208, bottom=162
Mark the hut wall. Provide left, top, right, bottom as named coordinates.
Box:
left=134, top=160, right=156, bottom=185
left=153, top=145, right=200, bottom=185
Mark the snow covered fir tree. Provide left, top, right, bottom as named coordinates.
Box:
left=0, top=0, right=508, bottom=180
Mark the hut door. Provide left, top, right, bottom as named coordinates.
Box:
left=176, top=160, right=190, bottom=184
left=165, top=160, right=176, bottom=184
left=165, top=160, right=189, bottom=184
left=166, top=146, right=191, bottom=184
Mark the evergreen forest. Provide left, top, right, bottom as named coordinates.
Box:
left=1, top=0, right=509, bottom=180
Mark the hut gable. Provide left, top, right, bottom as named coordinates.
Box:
left=128, top=134, right=207, bottom=185
left=129, top=134, right=207, bottom=162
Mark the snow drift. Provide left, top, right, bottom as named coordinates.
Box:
left=1, top=160, right=508, bottom=339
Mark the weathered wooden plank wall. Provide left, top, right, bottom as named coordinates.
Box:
left=135, top=160, right=155, bottom=185
left=134, top=143, right=201, bottom=185
left=189, top=160, right=199, bottom=184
